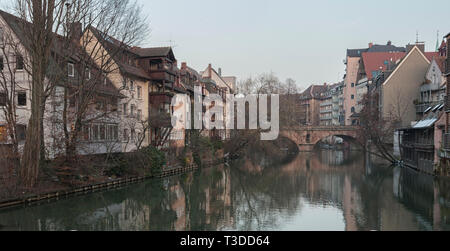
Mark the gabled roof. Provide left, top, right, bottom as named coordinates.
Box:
left=0, top=10, right=122, bottom=98
left=300, top=85, right=329, bottom=99
left=131, top=47, right=176, bottom=61
left=382, top=46, right=432, bottom=86
left=88, top=27, right=151, bottom=80
left=362, top=52, right=406, bottom=79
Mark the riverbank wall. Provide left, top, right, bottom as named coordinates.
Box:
left=0, top=156, right=228, bottom=210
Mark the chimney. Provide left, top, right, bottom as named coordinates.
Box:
left=387, top=40, right=392, bottom=46
left=369, top=42, right=373, bottom=48
left=69, top=22, right=82, bottom=43
left=181, top=62, right=187, bottom=69
left=208, top=64, right=212, bottom=78
left=406, top=42, right=425, bottom=54
left=218, top=68, right=222, bottom=76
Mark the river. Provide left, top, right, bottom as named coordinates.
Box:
left=0, top=149, right=449, bottom=231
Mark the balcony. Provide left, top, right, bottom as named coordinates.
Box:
left=149, top=111, right=172, bottom=128
left=416, top=103, right=430, bottom=114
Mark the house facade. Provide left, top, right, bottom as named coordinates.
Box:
left=0, top=11, right=124, bottom=158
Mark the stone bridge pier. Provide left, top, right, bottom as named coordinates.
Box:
left=281, top=126, right=360, bottom=152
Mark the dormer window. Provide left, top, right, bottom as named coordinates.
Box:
left=68, top=63, right=75, bottom=77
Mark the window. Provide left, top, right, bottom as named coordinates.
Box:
left=123, top=103, right=128, bottom=115
left=123, top=129, right=129, bottom=141
left=0, top=92, right=6, bottom=106
left=351, top=83, right=355, bottom=87
left=137, top=109, right=142, bottom=120
left=68, top=63, right=75, bottom=77
left=137, top=86, right=142, bottom=99
left=16, top=55, right=24, bottom=70
left=17, top=92, right=26, bottom=106
left=0, top=56, right=3, bottom=71
left=85, top=68, right=91, bottom=80
left=351, top=95, right=355, bottom=100
left=100, top=125, right=106, bottom=140
left=16, top=125, right=26, bottom=142
left=351, top=107, right=355, bottom=113
left=91, top=124, right=100, bottom=141
left=131, top=129, right=135, bottom=141
left=113, top=125, right=118, bottom=140
left=82, top=125, right=90, bottom=141
left=130, top=81, right=134, bottom=91
left=107, top=125, right=118, bottom=141
left=130, top=104, right=135, bottom=117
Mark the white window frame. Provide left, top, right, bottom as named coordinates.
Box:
left=85, top=67, right=91, bottom=80
left=68, top=63, right=75, bottom=77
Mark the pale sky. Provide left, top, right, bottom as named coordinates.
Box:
left=1, top=0, right=449, bottom=90
left=138, top=0, right=449, bottom=90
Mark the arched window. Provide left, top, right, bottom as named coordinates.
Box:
left=351, top=107, right=355, bottom=113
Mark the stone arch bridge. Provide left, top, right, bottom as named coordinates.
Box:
left=281, top=126, right=360, bottom=151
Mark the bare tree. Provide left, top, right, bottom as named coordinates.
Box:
left=358, top=91, right=399, bottom=163
left=0, top=24, right=29, bottom=159
left=10, top=0, right=148, bottom=187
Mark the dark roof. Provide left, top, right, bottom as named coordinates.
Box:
left=445, top=32, right=450, bottom=38
left=367, top=44, right=406, bottom=53
left=347, top=48, right=368, bottom=58
left=0, top=10, right=122, bottom=98
left=362, top=52, right=406, bottom=79
left=131, top=47, right=175, bottom=61
left=88, top=27, right=151, bottom=80
left=347, top=43, right=406, bottom=58
left=300, top=85, right=329, bottom=99
left=117, top=61, right=151, bottom=80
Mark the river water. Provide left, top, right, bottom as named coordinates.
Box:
left=0, top=150, right=449, bottom=231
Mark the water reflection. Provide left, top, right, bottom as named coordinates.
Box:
left=0, top=150, right=449, bottom=231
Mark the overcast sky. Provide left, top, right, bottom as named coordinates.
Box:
left=137, top=0, right=449, bottom=90
left=2, top=0, right=449, bottom=90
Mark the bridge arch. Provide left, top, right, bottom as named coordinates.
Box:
left=281, top=126, right=360, bottom=152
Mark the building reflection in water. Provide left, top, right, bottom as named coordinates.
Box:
left=0, top=149, right=449, bottom=231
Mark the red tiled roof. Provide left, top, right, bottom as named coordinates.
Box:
left=434, top=57, right=446, bottom=73
left=363, top=51, right=441, bottom=79
left=424, top=52, right=440, bottom=62
left=362, top=52, right=406, bottom=79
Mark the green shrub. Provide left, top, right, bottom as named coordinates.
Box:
left=140, top=146, right=166, bottom=175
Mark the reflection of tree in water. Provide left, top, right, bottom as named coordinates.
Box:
left=2, top=149, right=450, bottom=231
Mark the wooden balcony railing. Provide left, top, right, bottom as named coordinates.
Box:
left=416, top=103, right=431, bottom=114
